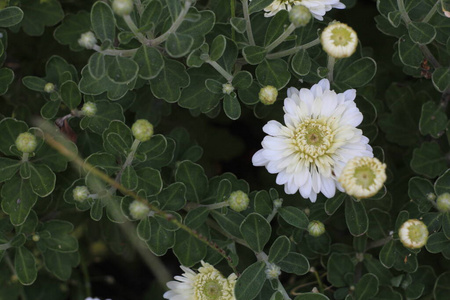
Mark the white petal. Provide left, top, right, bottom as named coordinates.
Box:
left=263, top=120, right=283, bottom=136
left=252, top=149, right=268, bottom=166
left=287, top=87, right=299, bottom=98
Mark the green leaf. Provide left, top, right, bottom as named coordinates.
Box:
left=265, top=10, right=290, bottom=46
left=268, top=236, right=291, bottom=263
left=254, top=190, right=272, bottom=217
left=40, top=100, right=60, bottom=119
left=133, top=46, right=164, bottom=80
left=408, top=177, right=434, bottom=213
left=408, top=21, right=436, bottom=44
left=29, top=164, right=56, bottom=197
left=235, top=261, right=266, bottom=300
left=22, top=76, right=46, bottom=92
left=107, top=56, right=139, bottom=84
left=335, top=57, right=377, bottom=88
left=238, top=82, right=260, bottom=105
left=0, top=157, right=20, bottom=183
left=278, top=252, right=310, bottom=275
left=291, top=49, right=311, bottom=76
left=158, top=183, right=186, bottom=211
left=88, top=52, right=106, bottom=80
left=166, top=32, right=194, bottom=58
left=232, top=71, right=253, bottom=89
left=150, top=58, right=190, bottom=103
left=367, top=209, right=391, bottom=240
left=211, top=210, right=244, bottom=238
left=325, top=193, right=347, bottom=215
left=136, top=167, right=163, bottom=196
left=210, top=35, right=227, bottom=61
left=242, top=46, right=267, bottom=65
left=240, top=213, right=271, bottom=252
left=249, top=0, right=276, bottom=14
left=278, top=206, right=309, bottom=229
left=173, top=230, right=207, bottom=267
left=354, top=273, right=379, bottom=300
left=122, top=165, right=138, bottom=191
left=419, top=101, right=448, bottom=138
left=379, top=239, right=396, bottom=268
left=230, top=17, right=246, bottom=33
left=90, top=1, right=115, bottom=42
left=178, top=9, right=215, bottom=49
left=0, top=67, right=13, bottom=95
left=223, top=94, right=241, bottom=120
left=137, top=217, right=151, bottom=241
left=0, top=6, right=23, bottom=27
left=15, top=246, right=37, bottom=285
left=387, top=11, right=401, bottom=27
left=398, top=35, right=422, bottom=67
left=43, top=250, right=79, bottom=281
left=432, top=67, right=450, bottom=92
left=256, top=59, right=290, bottom=89
left=40, top=220, right=78, bottom=253
left=411, top=142, right=447, bottom=178
left=81, top=101, right=125, bottom=135
left=145, top=218, right=175, bottom=256
left=20, top=0, right=63, bottom=36
left=363, top=255, right=392, bottom=285
left=184, top=207, right=209, bottom=229
left=1, top=175, right=37, bottom=226
left=345, top=198, right=368, bottom=236
left=294, top=293, right=330, bottom=300
left=175, top=161, right=208, bottom=203
left=60, top=80, right=81, bottom=110
left=426, top=232, right=450, bottom=253
left=435, top=169, right=450, bottom=195
left=327, top=253, right=354, bottom=287
left=54, top=11, right=91, bottom=51
left=434, top=271, right=450, bottom=300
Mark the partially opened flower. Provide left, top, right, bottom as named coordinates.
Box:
left=264, top=0, right=345, bottom=20
left=321, top=22, right=358, bottom=58
left=338, top=156, right=386, bottom=199
left=163, top=261, right=236, bottom=300
left=252, top=79, right=372, bottom=202
left=399, top=219, right=428, bottom=249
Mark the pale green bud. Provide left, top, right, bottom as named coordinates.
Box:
left=81, top=101, right=97, bottom=117
left=129, top=200, right=150, bottom=220
left=308, top=220, right=325, bottom=237
left=73, top=186, right=90, bottom=202
left=222, top=83, right=234, bottom=95
left=289, top=5, right=312, bottom=27
left=259, top=86, right=278, bottom=105
left=112, top=0, right=134, bottom=16
left=399, top=219, right=428, bottom=249
left=265, top=263, right=281, bottom=279
left=32, top=234, right=40, bottom=242
left=132, top=119, right=154, bottom=142
left=15, top=132, right=37, bottom=153
left=273, top=198, right=283, bottom=209
left=437, top=193, right=450, bottom=213
left=78, top=31, right=96, bottom=49
left=227, top=190, right=250, bottom=212
left=44, top=83, right=55, bottom=93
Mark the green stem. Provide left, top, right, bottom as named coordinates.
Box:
left=230, top=0, right=236, bottom=41
left=277, top=280, right=292, bottom=300
left=92, top=45, right=137, bottom=57
left=134, top=0, right=144, bottom=15
left=241, top=0, right=255, bottom=45
left=327, top=55, right=335, bottom=83
left=266, top=204, right=280, bottom=223
left=266, top=38, right=320, bottom=59
left=201, top=202, right=230, bottom=210
left=397, top=0, right=412, bottom=25
left=150, top=0, right=192, bottom=46
left=312, top=268, right=325, bottom=293
left=418, top=44, right=441, bottom=68
left=21, top=152, right=29, bottom=162
left=265, top=23, right=296, bottom=52
left=109, top=139, right=140, bottom=194
left=80, top=255, right=92, bottom=297
left=207, top=60, right=234, bottom=82
left=123, top=14, right=148, bottom=45
left=0, top=242, right=11, bottom=250
left=422, top=0, right=439, bottom=23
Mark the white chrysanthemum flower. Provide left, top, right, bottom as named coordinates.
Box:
left=252, top=79, right=372, bottom=202
left=264, top=0, right=345, bottom=20
left=399, top=219, right=428, bottom=249
left=321, top=22, right=358, bottom=58
left=163, top=261, right=236, bottom=300
left=338, top=156, right=386, bottom=199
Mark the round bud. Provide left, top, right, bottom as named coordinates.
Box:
left=265, top=263, right=281, bottom=279
left=78, top=31, right=97, bottom=49
left=112, top=0, right=134, bottom=16
left=222, top=83, right=234, bottom=95
left=132, top=119, right=154, bottom=142
left=399, top=219, right=428, bottom=249
left=437, top=193, right=450, bottom=213
left=259, top=86, right=278, bottom=105
left=15, top=132, right=37, bottom=153
left=129, top=200, right=150, bottom=220
left=81, top=101, right=97, bottom=117
left=321, top=22, right=358, bottom=59
left=308, top=220, right=325, bottom=237
left=227, top=190, right=250, bottom=212
left=73, top=186, right=90, bottom=202
left=273, top=198, right=283, bottom=209
left=289, top=5, right=312, bottom=27
left=427, top=192, right=436, bottom=201
left=32, top=234, right=40, bottom=242
left=44, top=83, right=55, bottom=93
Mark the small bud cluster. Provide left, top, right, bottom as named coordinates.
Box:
left=308, top=220, right=326, bottom=237
left=265, top=263, right=281, bottom=279
left=129, top=200, right=150, bottom=220
left=289, top=5, right=311, bottom=27
left=259, top=86, right=278, bottom=105
left=222, top=83, right=234, bottom=95
left=73, top=186, right=90, bottom=202
left=15, top=132, right=37, bottom=153
left=437, top=193, right=450, bottom=213
left=227, top=190, right=250, bottom=212
left=112, top=0, right=134, bottom=16
left=44, top=83, right=55, bottom=93
left=82, top=101, right=97, bottom=117
left=132, top=119, right=154, bottom=142
left=78, top=31, right=97, bottom=49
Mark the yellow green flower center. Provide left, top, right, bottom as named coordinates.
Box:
left=293, top=119, right=334, bottom=159
left=353, top=165, right=376, bottom=189
left=330, top=27, right=353, bottom=46
left=407, top=223, right=428, bottom=243
left=202, top=279, right=222, bottom=300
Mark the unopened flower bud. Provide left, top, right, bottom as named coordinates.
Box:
left=437, top=193, right=450, bottom=213
left=308, top=220, right=325, bottom=237
left=112, top=0, right=134, bottom=16
left=399, top=219, right=428, bottom=249
left=222, top=83, right=234, bottom=95
left=44, top=83, right=55, bottom=93
left=427, top=192, right=436, bottom=201
left=73, top=186, right=90, bottom=202
left=289, top=5, right=311, bottom=27
left=129, top=200, right=150, bottom=220
left=265, top=263, right=281, bottom=279
left=273, top=198, right=283, bottom=209
left=32, top=234, right=40, bottom=242
left=78, top=31, right=97, bottom=49
left=227, top=190, right=250, bottom=212
left=81, top=101, right=97, bottom=117
left=132, top=119, right=154, bottom=142
left=321, top=22, right=358, bottom=58
left=259, top=85, right=278, bottom=105
left=15, top=132, right=37, bottom=153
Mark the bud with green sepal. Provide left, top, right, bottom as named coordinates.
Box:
left=81, top=101, right=97, bottom=117
left=78, top=31, right=97, bottom=49
left=132, top=119, right=154, bottom=142
left=259, top=86, right=278, bottom=105
left=222, top=83, right=234, bottom=95
left=289, top=5, right=312, bottom=27
left=44, top=83, right=55, bottom=93
left=129, top=200, right=150, bottom=220
left=308, top=220, right=325, bottom=237
left=227, top=190, right=249, bottom=212
left=73, top=186, right=90, bottom=202
left=15, top=132, right=37, bottom=154
left=437, top=193, right=450, bottom=213
left=265, top=263, right=281, bottom=279
left=112, top=0, right=134, bottom=16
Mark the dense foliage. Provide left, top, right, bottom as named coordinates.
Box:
left=0, top=0, right=449, bottom=299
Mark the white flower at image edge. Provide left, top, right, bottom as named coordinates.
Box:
left=262, top=0, right=345, bottom=20
left=163, top=261, right=236, bottom=300
left=252, top=79, right=373, bottom=202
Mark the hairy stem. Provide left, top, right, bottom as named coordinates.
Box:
left=123, top=14, right=148, bottom=45
left=266, top=38, right=320, bottom=59
left=109, top=139, right=140, bottom=194
left=242, top=0, right=255, bottom=45
left=266, top=23, right=296, bottom=52
left=93, top=45, right=137, bottom=57
left=207, top=60, right=234, bottom=82
left=422, top=0, right=439, bottom=23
